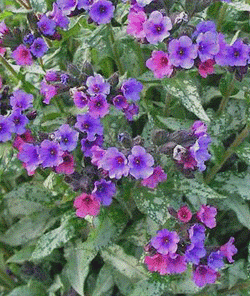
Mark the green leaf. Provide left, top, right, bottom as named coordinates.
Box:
left=7, top=245, right=35, bottom=264
left=64, top=240, right=97, bottom=296
left=162, top=72, right=210, bottom=122
left=0, top=211, right=55, bottom=246
left=228, top=260, right=248, bottom=289
left=7, top=281, right=47, bottom=296
left=130, top=279, right=169, bottom=296
left=101, top=244, right=148, bottom=283
left=91, top=264, right=114, bottom=296
left=31, top=214, right=76, bottom=260
left=29, top=0, right=47, bottom=12
left=237, top=141, right=250, bottom=165
left=132, top=186, right=170, bottom=225
left=122, top=219, right=147, bottom=247
left=228, top=1, right=250, bottom=11
left=219, top=73, right=239, bottom=97
left=157, top=116, right=193, bottom=131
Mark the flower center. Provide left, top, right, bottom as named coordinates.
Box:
left=234, top=50, right=239, bottom=57
left=155, top=25, right=162, bottom=33
left=63, top=137, right=68, bottom=143
left=14, top=117, right=20, bottom=125
left=116, top=156, right=124, bottom=165
left=93, top=85, right=100, bottom=93
left=160, top=57, right=168, bottom=66
left=95, top=100, right=102, bottom=108
left=178, top=48, right=185, bottom=56
left=63, top=155, right=71, bottom=162
left=99, top=5, right=107, bottom=14
left=50, top=148, right=56, bottom=155
left=134, top=156, right=141, bottom=165
left=83, top=123, right=89, bottom=129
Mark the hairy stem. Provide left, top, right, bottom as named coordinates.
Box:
left=15, top=0, right=30, bottom=9
left=205, top=124, right=250, bottom=184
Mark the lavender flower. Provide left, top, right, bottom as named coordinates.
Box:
left=185, top=242, right=206, bottom=265
left=220, top=237, right=238, bottom=263
left=18, top=143, right=41, bottom=175
left=189, top=224, right=206, bottom=243
left=91, top=145, right=106, bottom=167
left=77, top=0, right=94, bottom=10
left=190, top=135, right=211, bottom=172
left=197, top=205, right=217, bottom=229
left=143, top=11, right=172, bottom=44
left=123, top=103, right=139, bottom=121
left=49, top=3, right=70, bottom=29
left=192, top=121, right=208, bottom=137
left=40, top=81, right=57, bottom=104
left=196, top=31, right=219, bottom=62
left=54, top=124, right=79, bottom=152
left=9, top=110, right=29, bottom=135
left=207, top=251, right=224, bottom=270
left=121, top=78, right=143, bottom=101
left=215, top=33, right=229, bottom=66
left=88, top=94, right=109, bottom=118
left=37, top=15, right=56, bottom=36
left=81, top=135, right=104, bottom=157
left=92, top=179, right=116, bottom=206
left=57, top=0, right=77, bottom=12
left=226, top=39, right=249, bottom=67
left=128, top=145, right=154, bottom=179
left=127, top=11, right=147, bottom=39
left=0, top=116, right=14, bottom=142
left=169, top=36, right=198, bottom=69
left=89, top=0, right=115, bottom=25
left=72, top=90, right=89, bottom=109
left=100, top=147, right=129, bottom=179
left=151, top=229, right=179, bottom=255
left=10, top=90, right=33, bottom=111
left=164, top=253, right=187, bottom=274
left=75, top=113, right=103, bottom=141
left=39, top=140, right=64, bottom=168
left=30, top=37, right=48, bottom=58
left=192, top=20, right=217, bottom=38
left=86, top=74, right=110, bottom=97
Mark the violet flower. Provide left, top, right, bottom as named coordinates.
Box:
left=220, top=237, right=238, bottom=263
left=30, top=37, right=48, bottom=58
left=88, top=94, right=110, bottom=118
left=75, top=113, right=103, bottom=141
left=92, top=179, right=116, bottom=206
left=39, top=140, right=64, bottom=168
left=121, top=78, right=143, bottom=101
left=0, top=116, right=14, bottom=142
left=9, top=110, right=29, bottom=135
left=197, top=205, right=217, bottom=229
left=151, top=229, right=179, bottom=255
left=10, top=90, right=33, bottom=111
left=37, top=15, right=56, bottom=36
left=193, top=265, right=217, bottom=287
left=89, top=0, right=115, bottom=25
left=54, top=124, right=79, bottom=152
left=86, top=74, right=110, bottom=97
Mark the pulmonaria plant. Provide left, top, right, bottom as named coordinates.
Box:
left=144, top=204, right=238, bottom=287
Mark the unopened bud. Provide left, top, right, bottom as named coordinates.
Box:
left=151, top=129, right=169, bottom=146
left=82, top=61, right=94, bottom=76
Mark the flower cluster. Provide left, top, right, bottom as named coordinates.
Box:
left=144, top=204, right=238, bottom=287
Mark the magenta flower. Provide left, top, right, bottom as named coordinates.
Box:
left=143, top=11, right=172, bottom=44
left=89, top=0, right=115, bottom=25
left=73, top=193, right=100, bottom=218
left=177, top=205, right=192, bottom=223
left=220, top=237, right=238, bottom=263
left=151, top=229, right=179, bottom=255
left=128, top=145, right=154, bottom=179
left=39, top=140, right=64, bottom=168
left=197, top=205, right=217, bottom=229
left=88, top=94, right=110, bottom=118
left=127, top=11, right=147, bottom=39
left=198, top=59, right=215, bottom=78
left=11, top=44, right=33, bottom=66
left=86, top=74, right=110, bottom=97
left=10, top=90, right=33, bottom=111
left=40, top=81, right=57, bottom=104
left=190, top=135, right=211, bottom=172
left=193, top=265, right=217, bottom=287
left=169, top=36, right=198, bottom=69
left=141, top=166, right=167, bottom=189
left=146, top=50, right=173, bottom=79
left=100, top=147, right=129, bottom=179
left=144, top=253, right=168, bottom=275
left=13, top=130, right=34, bottom=151
left=55, top=152, right=75, bottom=175
left=45, top=71, right=60, bottom=82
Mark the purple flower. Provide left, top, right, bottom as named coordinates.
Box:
left=141, top=166, right=167, bottom=189
left=185, top=242, right=206, bottom=264
left=91, top=145, right=106, bottom=167
left=164, top=253, right=187, bottom=274
left=40, top=81, right=57, bottom=104
left=60, top=74, right=69, bottom=85
left=55, top=152, right=75, bottom=175
left=57, top=0, right=77, bottom=12
left=77, top=0, right=94, bottom=10
left=197, top=205, right=217, bottom=229
left=128, top=145, right=154, bottom=179
left=49, top=3, right=70, bottom=29
left=215, top=33, right=229, bottom=66
left=143, top=11, right=172, bottom=44
left=151, top=229, right=179, bottom=255
left=112, top=95, right=128, bottom=110
left=100, top=147, right=129, bottom=179
left=220, top=237, right=237, bottom=263
left=10, top=90, right=33, bottom=111
left=39, top=140, right=64, bottom=168
left=37, top=15, right=56, bottom=36
left=9, top=110, right=29, bottom=135
left=192, top=20, right=217, bottom=38
left=121, top=78, right=143, bottom=101
left=226, top=39, right=249, bottom=67
left=193, top=265, right=217, bottom=287
left=18, top=143, right=41, bottom=175
left=72, top=90, right=89, bottom=108
left=74, top=193, right=100, bottom=218
left=123, top=103, right=139, bottom=121
left=23, top=33, right=35, bottom=45
left=75, top=113, right=103, bottom=141
left=192, top=121, right=207, bottom=137
left=11, top=44, right=33, bottom=66
left=45, top=71, right=60, bottom=82
left=207, top=251, right=224, bottom=270
left=0, top=116, right=14, bottom=142
left=144, top=253, right=168, bottom=275
left=146, top=50, right=173, bottom=79
left=189, top=224, right=206, bottom=243
left=169, top=36, right=198, bottom=69
left=196, top=32, right=219, bottom=62
left=190, top=135, right=211, bottom=172
left=54, top=124, right=79, bottom=152
left=92, top=179, right=116, bottom=206
left=81, top=135, right=104, bottom=157
left=88, top=94, right=109, bottom=118
left=89, top=0, right=115, bottom=25
left=86, top=74, right=110, bottom=97
left=30, top=37, right=48, bottom=58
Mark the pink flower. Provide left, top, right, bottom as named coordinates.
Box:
left=146, top=50, right=173, bottom=79
left=220, top=237, right=238, bottom=263
left=141, top=166, right=167, bottom=189
left=40, top=80, right=57, bottom=104
left=144, top=253, right=168, bottom=275
left=127, top=11, right=147, bottom=39
left=55, top=152, right=75, bottom=175
left=197, top=204, right=217, bottom=229
left=177, top=205, right=192, bottom=223
left=73, top=193, right=100, bottom=218
left=11, top=44, right=33, bottom=66
left=198, top=59, right=215, bottom=78
left=91, top=145, right=106, bottom=168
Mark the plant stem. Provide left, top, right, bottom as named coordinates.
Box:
left=107, top=24, right=124, bottom=75
left=216, top=75, right=235, bottom=116
left=205, top=124, right=250, bottom=184
left=0, top=56, right=20, bottom=81
left=134, top=41, right=146, bottom=75
left=15, top=0, right=30, bottom=9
